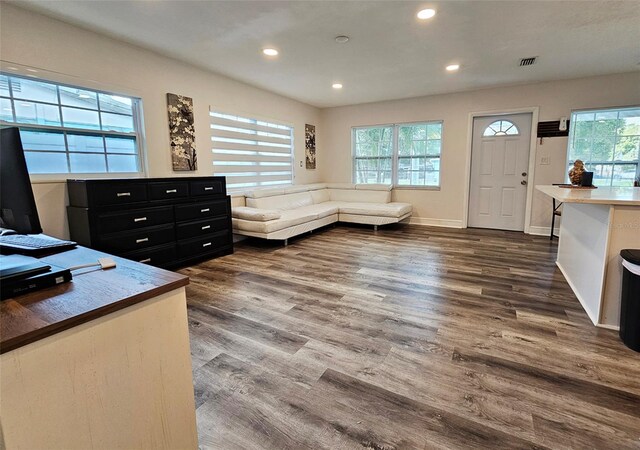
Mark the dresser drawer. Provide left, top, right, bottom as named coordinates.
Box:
left=99, top=224, right=175, bottom=252
left=177, top=231, right=231, bottom=259
left=97, top=206, right=174, bottom=234
left=190, top=179, right=225, bottom=197
left=148, top=181, right=189, bottom=201
left=92, top=182, right=147, bottom=206
left=176, top=217, right=229, bottom=240
left=175, top=199, right=228, bottom=222
left=121, top=243, right=177, bottom=267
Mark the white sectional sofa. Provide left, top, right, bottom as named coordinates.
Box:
left=231, top=183, right=412, bottom=244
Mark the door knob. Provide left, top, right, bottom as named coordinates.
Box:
left=521, top=180, right=527, bottom=185
left=522, top=172, right=527, bottom=176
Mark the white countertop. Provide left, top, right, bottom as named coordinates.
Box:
left=536, top=185, right=640, bottom=206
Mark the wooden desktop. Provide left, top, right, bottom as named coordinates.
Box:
left=0, top=246, right=198, bottom=449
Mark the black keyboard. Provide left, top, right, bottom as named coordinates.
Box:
left=0, top=234, right=77, bottom=252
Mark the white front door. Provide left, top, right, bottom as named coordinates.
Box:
left=468, top=113, right=532, bottom=231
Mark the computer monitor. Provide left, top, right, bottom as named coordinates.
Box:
left=0, top=127, right=43, bottom=234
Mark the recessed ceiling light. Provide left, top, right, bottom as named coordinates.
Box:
left=78, top=93, right=92, bottom=99
left=26, top=68, right=38, bottom=73
left=332, top=83, right=343, bottom=89
left=262, top=48, right=279, bottom=56
left=7, top=67, right=18, bottom=71
left=335, top=35, right=350, bottom=44
left=446, top=64, right=460, bottom=71
left=417, top=8, right=436, bottom=20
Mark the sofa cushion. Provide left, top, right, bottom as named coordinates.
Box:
left=305, top=183, right=328, bottom=191
left=329, top=189, right=391, bottom=203
left=244, top=187, right=286, bottom=199
left=355, top=184, right=392, bottom=191
left=326, top=183, right=355, bottom=189
left=337, top=202, right=412, bottom=218
left=294, top=203, right=339, bottom=219
left=232, top=206, right=281, bottom=222
left=233, top=209, right=320, bottom=234
left=310, top=188, right=330, bottom=204
left=246, top=191, right=313, bottom=211
left=283, top=185, right=311, bottom=194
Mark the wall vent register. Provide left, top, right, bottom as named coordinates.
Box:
left=519, top=57, right=537, bottom=66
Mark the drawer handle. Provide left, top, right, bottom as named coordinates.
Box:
left=202, top=225, right=211, bottom=230
left=201, top=208, right=210, bottom=213
left=117, top=192, right=131, bottom=197
left=139, top=258, right=151, bottom=263
left=202, top=242, right=212, bottom=247
left=204, top=187, right=214, bottom=191
left=166, top=189, right=177, bottom=193
left=134, top=217, right=147, bottom=222
left=136, top=237, right=149, bottom=244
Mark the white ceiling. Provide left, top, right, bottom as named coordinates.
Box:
left=11, top=0, right=640, bottom=108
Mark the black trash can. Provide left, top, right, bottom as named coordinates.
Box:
left=620, top=249, right=640, bottom=352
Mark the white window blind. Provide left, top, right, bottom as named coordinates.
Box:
left=210, top=111, right=294, bottom=189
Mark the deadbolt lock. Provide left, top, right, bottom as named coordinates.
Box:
left=522, top=172, right=527, bottom=177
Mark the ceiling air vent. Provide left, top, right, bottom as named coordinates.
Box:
left=519, top=57, right=537, bottom=67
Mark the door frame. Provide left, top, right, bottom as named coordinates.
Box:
left=462, top=107, right=539, bottom=233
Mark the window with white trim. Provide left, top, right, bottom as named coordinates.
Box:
left=567, top=106, right=640, bottom=187
left=210, top=111, right=294, bottom=189
left=0, top=73, right=143, bottom=175
left=353, top=121, right=442, bottom=187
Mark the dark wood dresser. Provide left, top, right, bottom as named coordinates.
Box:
left=67, top=176, right=233, bottom=268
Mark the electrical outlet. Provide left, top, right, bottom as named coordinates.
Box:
left=300, top=161, right=303, bottom=167
left=540, top=156, right=551, bottom=165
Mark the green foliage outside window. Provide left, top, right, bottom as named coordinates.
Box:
left=568, top=108, right=640, bottom=186
left=353, top=122, right=442, bottom=187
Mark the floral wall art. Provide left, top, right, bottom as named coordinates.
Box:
left=167, top=93, right=197, bottom=171
left=305, top=123, right=316, bottom=170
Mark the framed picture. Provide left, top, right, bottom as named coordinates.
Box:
left=305, top=124, right=316, bottom=170
left=167, top=93, right=197, bottom=171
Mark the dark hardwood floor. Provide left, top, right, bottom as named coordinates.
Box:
left=179, top=224, right=640, bottom=450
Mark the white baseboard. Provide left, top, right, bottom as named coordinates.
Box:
left=408, top=217, right=464, bottom=228
left=528, top=226, right=560, bottom=236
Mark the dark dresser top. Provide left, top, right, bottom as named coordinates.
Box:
left=0, top=246, right=189, bottom=354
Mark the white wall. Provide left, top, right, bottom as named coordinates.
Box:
left=319, top=72, right=640, bottom=230
left=0, top=4, right=321, bottom=238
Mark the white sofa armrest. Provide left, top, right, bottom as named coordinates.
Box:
left=232, top=206, right=281, bottom=222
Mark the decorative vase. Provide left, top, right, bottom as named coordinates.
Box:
left=569, top=160, right=585, bottom=185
